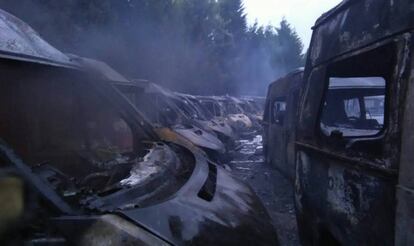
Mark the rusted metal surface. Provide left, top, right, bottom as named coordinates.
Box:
left=295, top=0, right=414, bottom=244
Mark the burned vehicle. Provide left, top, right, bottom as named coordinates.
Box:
left=218, top=96, right=254, bottom=134
left=241, top=97, right=265, bottom=121
left=263, top=68, right=303, bottom=182
left=113, top=79, right=228, bottom=162
left=67, top=56, right=226, bottom=162
left=0, top=9, right=279, bottom=245
left=295, top=0, right=414, bottom=244
left=230, top=97, right=263, bottom=130
left=175, top=94, right=236, bottom=149
left=196, top=96, right=253, bottom=136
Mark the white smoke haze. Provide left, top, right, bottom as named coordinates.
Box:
left=0, top=0, right=304, bottom=96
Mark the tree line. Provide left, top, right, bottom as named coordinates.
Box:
left=0, top=0, right=304, bottom=95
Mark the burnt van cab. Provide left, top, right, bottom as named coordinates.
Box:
left=0, top=9, right=278, bottom=245
left=295, top=0, right=414, bottom=245
left=263, top=68, right=303, bottom=182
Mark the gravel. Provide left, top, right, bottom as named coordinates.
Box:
left=229, top=135, right=300, bottom=246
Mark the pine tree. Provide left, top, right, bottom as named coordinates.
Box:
left=273, top=18, right=304, bottom=72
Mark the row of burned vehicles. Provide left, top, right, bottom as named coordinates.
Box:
left=264, top=0, right=414, bottom=245
left=113, top=81, right=264, bottom=162
left=0, top=8, right=276, bottom=246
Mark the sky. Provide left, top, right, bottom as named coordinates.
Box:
left=242, top=0, right=342, bottom=49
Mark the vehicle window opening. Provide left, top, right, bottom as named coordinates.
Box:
left=138, top=94, right=179, bottom=127
left=186, top=98, right=209, bottom=120
left=202, top=101, right=220, bottom=117
left=172, top=98, right=197, bottom=121
left=272, top=98, right=287, bottom=125
left=225, top=102, right=242, bottom=114
left=160, top=98, right=186, bottom=126
left=319, top=43, right=396, bottom=138
left=0, top=77, right=139, bottom=181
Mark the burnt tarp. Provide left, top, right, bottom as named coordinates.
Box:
left=0, top=8, right=74, bottom=67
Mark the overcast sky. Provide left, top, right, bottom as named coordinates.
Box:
left=242, top=0, right=342, bottom=49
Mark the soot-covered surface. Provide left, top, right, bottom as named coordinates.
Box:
left=229, top=135, right=301, bottom=246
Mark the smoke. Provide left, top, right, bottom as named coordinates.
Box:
left=0, top=0, right=302, bottom=97
left=232, top=43, right=287, bottom=96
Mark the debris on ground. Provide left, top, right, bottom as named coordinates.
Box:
left=229, top=134, right=301, bottom=246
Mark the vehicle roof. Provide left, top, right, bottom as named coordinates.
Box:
left=0, top=8, right=76, bottom=68
left=312, top=0, right=354, bottom=29
left=268, top=68, right=304, bottom=96
left=269, top=67, right=304, bottom=87
left=309, top=0, right=414, bottom=66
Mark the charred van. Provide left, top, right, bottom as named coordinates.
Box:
left=263, top=68, right=303, bottom=182
left=180, top=95, right=236, bottom=148
left=295, top=0, right=414, bottom=245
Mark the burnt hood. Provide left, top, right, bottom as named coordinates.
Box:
left=76, top=145, right=277, bottom=245
left=118, top=162, right=278, bottom=245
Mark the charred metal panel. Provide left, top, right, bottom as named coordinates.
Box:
left=295, top=147, right=396, bottom=245
left=0, top=9, right=74, bottom=67
left=120, top=162, right=278, bottom=245
left=310, top=0, right=414, bottom=66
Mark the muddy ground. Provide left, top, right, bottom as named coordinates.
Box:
left=228, top=134, right=300, bottom=246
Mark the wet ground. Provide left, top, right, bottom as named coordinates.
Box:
left=228, top=134, right=300, bottom=246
